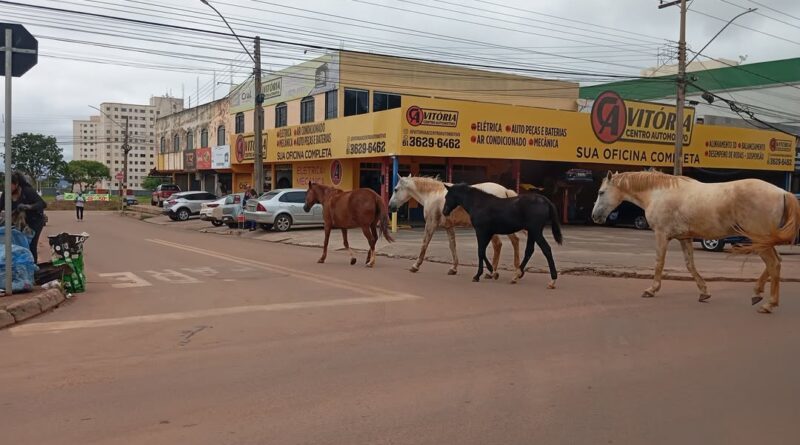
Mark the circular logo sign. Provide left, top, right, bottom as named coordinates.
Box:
left=769, top=138, right=777, bottom=152
left=591, top=91, right=627, bottom=144
left=235, top=134, right=245, bottom=163
left=406, top=106, right=423, bottom=127
left=330, top=160, right=343, bottom=186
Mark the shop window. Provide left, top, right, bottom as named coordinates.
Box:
left=300, top=97, right=315, bottom=124
left=325, top=90, right=338, bottom=120
left=217, top=125, right=226, bottom=146
left=235, top=112, right=245, bottom=133
left=275, top=103, right=288, bottom=128
left=200, top=128, right=208, bottom=147
left=173, top=134, right=180, bottom=152
left=344, top=88, right=369, bottom=116
left=373, top=92, right=401, bottom=112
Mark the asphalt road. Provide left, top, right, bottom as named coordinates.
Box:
left=2, top=211, right=800, bottom=445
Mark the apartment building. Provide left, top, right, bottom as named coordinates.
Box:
left=74, top=95, right=184, bottom=190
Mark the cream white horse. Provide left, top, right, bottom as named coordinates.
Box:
left=592, top=170, right=800, bottom=313
left=388, top=176, right=521, bottom=277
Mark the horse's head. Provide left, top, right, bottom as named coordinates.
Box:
left=592, top=171, right=624, bottom=224
left=389, top=176, right=413, bottom=212
left=304, top=182, right=322, bottom=212
left=441, top=183, right=466, bottom=217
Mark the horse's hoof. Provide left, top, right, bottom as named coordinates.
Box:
left=757, top=305, right=772, bottom=314
left=317, top=259, right=325, bottom=264
left=641, top=290, right=655, bottom=298
left=484, top=273, right=493, bottom=279
left=350, top=258, right=357, bottom=266
left=410, top=265, right=419, bottom=273
left=547, top=280, right=556, bottom=290
left=751, top=296, right=763, bottom=306
left=447, top=269, right=457, bottom=275
left=472, top=276, right=480, bottom=282
left=492, top=272, right=500, bottom=280
left=699, top=294, right=711, bottom=302
left=510, top=279, right=518, bottom=284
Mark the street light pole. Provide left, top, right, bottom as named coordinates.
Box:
left=200, top=0, right=264, bottom=194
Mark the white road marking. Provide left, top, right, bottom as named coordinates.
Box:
left=9, top=294, right=421, bottom=335
left=144, top=238, right=407, bottom=298
left=145, top=269, right=202, bottom=284
left=97, top=272, right=152, bottom=288
left=181, top=267, right=219, bottom=276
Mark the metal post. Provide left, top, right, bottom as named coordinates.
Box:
left=673, top=0, right=687, bottom=176
left=123, top=115, right=129, bottom=205
left=253, top=36, right=265, bottom=195
left=391, top=155, right=398, bottom=233
left=4, top=28, right=13, bottom=294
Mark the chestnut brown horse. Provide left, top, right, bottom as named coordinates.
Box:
left=304, top=182, right=394, bottom=267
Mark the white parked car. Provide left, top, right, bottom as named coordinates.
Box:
left=200, top=193, right=244, bottom=227
left=163, top=191, right=218, bottom=221
left=243, top=188, right=324, bottom=232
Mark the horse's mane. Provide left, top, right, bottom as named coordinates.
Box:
left=406, top=176, right=445, bottom=194
left=611, top=171, right=695, bottom=193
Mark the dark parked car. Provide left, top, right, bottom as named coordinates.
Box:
left=604, top=201, right=649, bottom=230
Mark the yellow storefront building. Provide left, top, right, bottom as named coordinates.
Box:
left=162, top=51, right=795, bottom=224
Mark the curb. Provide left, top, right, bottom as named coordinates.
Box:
left=0, top=288, right=69, bottom=329
left=254, top=237, right=800, bottom=284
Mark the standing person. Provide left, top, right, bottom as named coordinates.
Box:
left=244, top=188, right=258, bottom=231
left=0, top=172, right=48, bottom=263
left=75, top=192, right=86, bottom=221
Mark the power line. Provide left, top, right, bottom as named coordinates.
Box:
left=688, top=5, right=800, bottom=46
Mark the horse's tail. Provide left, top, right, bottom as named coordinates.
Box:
left=377, top=197, right=395, bottom=243
left=733, top=192, right=800, bottom=255
left=546, top=197, right=564, bottom=245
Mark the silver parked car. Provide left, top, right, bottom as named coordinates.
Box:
left=163, top=191, right=219, bottom=221
left=200, top=193, right=244, bottom=227
left=243, top=188, right=324, bottom=232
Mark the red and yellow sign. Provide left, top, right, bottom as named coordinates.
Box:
left=228, top=95, right=794, bottom=172
left=196, top=147, right=212, bottom=170
left=398, top=96, right=792, bottom=171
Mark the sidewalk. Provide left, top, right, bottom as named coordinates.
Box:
left=139, top=213, right=800, bottom=282
left=0, top=288, right=68, bottom=329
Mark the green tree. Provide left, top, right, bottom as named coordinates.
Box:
left=142, top=176, right=169, bottom=191
left=10, top=133, right=65, bottom=188
left=62, top=160, right=110, bottom=192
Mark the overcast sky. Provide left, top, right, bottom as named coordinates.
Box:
left=1, top=0, right=799, bottom=160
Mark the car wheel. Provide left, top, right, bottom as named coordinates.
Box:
left=260, top=223, right=273, bottom=231
left=177, top=208, right=191, bottom=221
left=701, top=239, right=725, bottom=252
left=151, top=200, right=157, bottom=206
left=634, top=215, right=649, bottom=230
left=274, top=214, right=292, bottom=232
left=169, top=215, right=179, bottom=221
left=227, top=223, right=238, bottom=229
left=211, top=220, right=224, bottom=227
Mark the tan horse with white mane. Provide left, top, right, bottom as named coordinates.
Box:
left=388, top=176, right=520, bottom=277
left=592, top=170, right=800, bottom=313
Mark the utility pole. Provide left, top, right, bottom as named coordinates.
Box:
left=659, top=0, right=687, bottom=176
left=120, top=115, right=129, bottom=212
left=4, top=28, right=13, bottom=295
left=253, top=36, right=264, bottom=195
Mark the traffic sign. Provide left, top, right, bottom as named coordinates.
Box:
left=0, top=23, right=38, bottom=77
left=115, top=171, right=124, bottom=181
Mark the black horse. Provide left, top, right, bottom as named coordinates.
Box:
left=442, top=183, right=563, bottom=287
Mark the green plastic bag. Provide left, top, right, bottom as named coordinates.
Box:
left=48, top=233, right=89, bottom=293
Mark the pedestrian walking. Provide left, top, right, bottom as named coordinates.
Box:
left=75, top=192, right=86, bottom=221
left=0, top=172, right=48, bottom=263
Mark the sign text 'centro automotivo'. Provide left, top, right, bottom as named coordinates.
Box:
left=591, top=91, right=695, bottom=145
